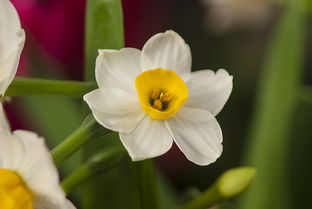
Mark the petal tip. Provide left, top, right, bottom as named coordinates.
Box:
left=216, top=68, right=230, bottom=76
left=82, top=91, right=92, bottom=103
left=192, top=151, right=223, bottom=166
left=163, top=30, right=187, bottom=44
left=130, top=155, right=145, bottom=162
left=164, top=29, right=178, bottom=36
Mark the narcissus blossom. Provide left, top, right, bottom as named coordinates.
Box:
left=0, top=0, right=25, bottom=95
left=0, top=106, right=76, bottom=209
left=84, top=30, right=233, bottom=166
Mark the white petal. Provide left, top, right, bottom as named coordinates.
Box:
left=64, top=200, right=77, bottom=209
left=0, top=0, right=23, bottom=56
left=11, top=131, right=66, bottom=203
left=0, top=104, right=10, bottom=131
left=0, top=130, right=23, bottom=169
left=84, top=88, right=145, bottom=133
left=35, top=198, right=77, bottom=209
left=185, top=69, right=233, bottom=116
left=166, top=107, right=223, bottom=166
left=141, top=30, right=191, bottom=81
left=0, top=130, right=73, bottom=208
left=120, top=115, right=173, bottom=161
left=0, top=0, right=25, bottom=95
left=0, top=129, right=75, bottom=208
left=95, top=48, right=142, bottom=94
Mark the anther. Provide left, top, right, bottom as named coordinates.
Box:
left=161, top=93, right=172, bottom=102
left=150, top=89, right=173, bottom=111
left=151, top=88, right=160, bottom=100
left=153, top=99, right=163, bottom=110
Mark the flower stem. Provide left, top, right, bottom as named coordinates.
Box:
left=5, top=77, right=97, bottom=97
left=179, top=186, right=220, bottom=209
left=61, top=147, right=126, bottom=194
left=133, top=159, right=159, bottom=209
left=51, top=115, right=109, bottom=166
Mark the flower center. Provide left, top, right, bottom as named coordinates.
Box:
left=135, top=68, right=188, bottom=120
left=150, top=88, right=173, bottom=111
left=0, top=169, right=33, bottom=209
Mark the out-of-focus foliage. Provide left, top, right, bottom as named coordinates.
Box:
left=84, top=0, right=124, bottom=81
left=289, top=87, right=312, bottom=209
left=239, top=0, right=306, bottom=209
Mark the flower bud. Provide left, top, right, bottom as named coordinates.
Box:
left=216, top=167, right=256, bottom=198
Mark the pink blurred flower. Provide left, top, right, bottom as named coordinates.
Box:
left=12, top=0, right=86, bottom=78
left=11, top=0, right=169, bottom=78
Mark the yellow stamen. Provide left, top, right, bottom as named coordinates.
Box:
left=153, top=99, right=163, bottom=110
left=151, top=88, right=160, bottom=100
left=0, top=169, right=33, bottom=209
left=161, top=93, right=172, bottom=102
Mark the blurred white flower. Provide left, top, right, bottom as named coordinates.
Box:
left=0, top=0, right=25, bottom=95
left=201, top=0, right=277, bottom=33
left=0, top=105, right=76, bottom=209
left=84, top=30, right=233, bottom=166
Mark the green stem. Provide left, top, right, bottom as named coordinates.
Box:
left=51, top=115, right=110, bottom=166
left=179, top=186, right=221, bottom=209
left=5, top=77, right=97, bottom=97
left=61, top=147, right=126, bottom=194
left=133, top=160, right=159, bottom=209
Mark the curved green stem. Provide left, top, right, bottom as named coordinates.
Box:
left=5, top=77, right=97, bottom=97
left=51, top=115, right=110, bottom=166
left=179, top=186, right=220, bottom=209
left=61, top=147, right=126, bottom=194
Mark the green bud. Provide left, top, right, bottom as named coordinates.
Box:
left=216, top=167, right=256, bottom=198
left=179, top=167, right=256, bottom=209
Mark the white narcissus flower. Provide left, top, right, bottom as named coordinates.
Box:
left=0, top=0, right=25, bottom=95
left=84, top=30, right=233, bottom=166
left=0, top=105, right=76, bottom=209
